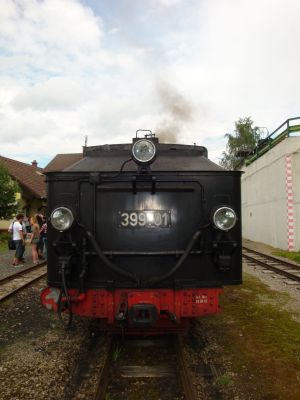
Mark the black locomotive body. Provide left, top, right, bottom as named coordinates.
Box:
left=41, top=133, right=242, bottom=333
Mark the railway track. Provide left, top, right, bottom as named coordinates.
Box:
left=242, top=247, right=300, bottom=285
left=94, top=334, right=198, bottom=400
left=0, top=262, right=47, bottom=302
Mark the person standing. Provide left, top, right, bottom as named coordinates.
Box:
left=23, top=215, right=31, bottom=233
left=8, top=213, right=25, bottom=266
left=20, top=218, right=27, bottom=262
left=29, top=215, right=40, bottom=265
left=40, top=216, right=47, bottom=259
left=36, top=214, right=44, bottom=259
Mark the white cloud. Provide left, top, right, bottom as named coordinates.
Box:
left=11, top=77, right=85, bottom=111
left=153, top=0, right=182, bottom=8
left=0, top=0, right=102, bottom=55
left=153, top=0, right=300, bottom=136
left=0, top=0, right=300, bottom=167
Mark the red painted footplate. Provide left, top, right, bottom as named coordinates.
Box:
left=41, top=287, right=223, bottom=333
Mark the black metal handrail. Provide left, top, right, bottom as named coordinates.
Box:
left=245, top=117, right=300, bottom=165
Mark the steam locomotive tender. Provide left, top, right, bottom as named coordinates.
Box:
left=41, top=131, right=242, bottom=333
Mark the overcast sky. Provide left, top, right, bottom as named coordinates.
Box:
left=1, top=0, right=300, bottom=167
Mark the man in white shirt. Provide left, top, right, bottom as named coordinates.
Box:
left=8, top=213, right=25, bottom=266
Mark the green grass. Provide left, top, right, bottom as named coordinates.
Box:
left=112, top=345, right=122, bottom=362
left=198, top=273, right=300, bottom=399
left=220, top=277, right=300, bottom=361
left=216, top=374, right=232, bottom=386
left=272, top=250, right=300, bottom=264
left=0, top=232, right=9, bottom=253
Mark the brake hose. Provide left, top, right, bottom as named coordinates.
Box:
left=78, top=224, right=139, bottom=284
left=147, top=224, right=210, bottom=285
left=57, top=261, right=73, bottom=329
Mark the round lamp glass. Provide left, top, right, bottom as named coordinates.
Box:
left=51, top=207, right=74, bottom=231
left=213, top=207, right=237, bottom=231
left=132, top=139, right=156, bottom=163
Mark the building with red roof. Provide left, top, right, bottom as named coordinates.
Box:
left=0, top=156, right=46, bottom=230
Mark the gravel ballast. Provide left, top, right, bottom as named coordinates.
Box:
left=0, top=279, right=106, bottom=400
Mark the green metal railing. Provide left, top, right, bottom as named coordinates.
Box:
left=245, top=117, right=300, bottom=166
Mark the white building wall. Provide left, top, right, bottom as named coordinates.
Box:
left=242, top=137, right=300, bottom=251
left=292, top=151, right=300, bottom=250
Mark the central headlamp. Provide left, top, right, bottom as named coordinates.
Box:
left=50, top=207, right=74, bottom=231
left=132, top=139, right=156, bottom=164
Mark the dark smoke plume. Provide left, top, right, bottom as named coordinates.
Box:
left=155, top=80, right=193, bottom=143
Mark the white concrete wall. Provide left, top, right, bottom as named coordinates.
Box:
left=292, top=150, right=300, bottom=250
left=242, top=137, right=300, bottom=251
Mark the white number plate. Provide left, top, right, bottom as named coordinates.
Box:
left=118, top=210, right=171, bottom=228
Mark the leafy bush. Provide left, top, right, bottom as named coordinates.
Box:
left=0, top=163, right=20, bottom=219
left=0, top=231, right=9, bottom=242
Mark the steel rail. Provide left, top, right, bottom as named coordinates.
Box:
left=242, top=247, right=300, bottom=283
left=93, top=336, right=114, bottom=400
left=175, top=335, right=199, bottom=400
left=0, top=262, right=47, bottom=302
left=243, top=247, right=300, bottom=270
left=0, top=261, right=47, bottom=285
left=93, top=334, right=198, bottom=400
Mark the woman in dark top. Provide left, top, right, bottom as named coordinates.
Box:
left=35, top=214, right=44, bottom=259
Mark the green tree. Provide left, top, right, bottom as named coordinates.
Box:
left=0, top=163, right=20, bottom=219
left=220, top=117, right=261, bottom=170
